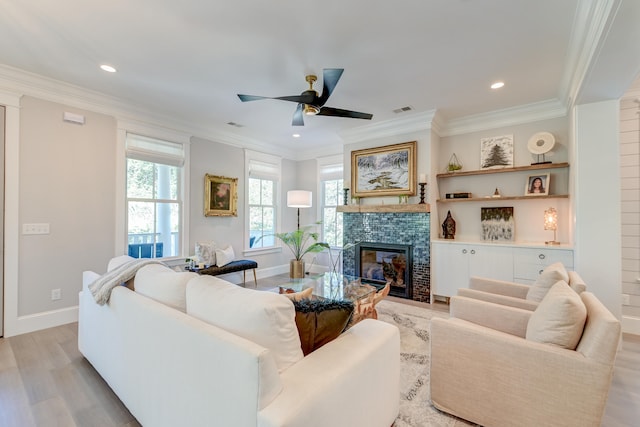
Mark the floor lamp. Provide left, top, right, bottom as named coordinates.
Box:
left=287, top=190, right=312, bottom=229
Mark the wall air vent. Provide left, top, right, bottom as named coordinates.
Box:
left=227, top=121, right=244, bottom=128
left=392, top=106, right=413, bottom=114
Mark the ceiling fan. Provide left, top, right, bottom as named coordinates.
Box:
left=237, top=68, right=373, bottom=126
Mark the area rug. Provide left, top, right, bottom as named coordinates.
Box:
left=375, top=299, right=476, bottom=427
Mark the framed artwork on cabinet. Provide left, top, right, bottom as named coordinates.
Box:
left=351, top=141, right=416, bottom=198
left=481, top=207, right=514, bottom=242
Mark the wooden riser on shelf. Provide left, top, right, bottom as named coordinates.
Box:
left=436, top=162, right=569, bottom=178
left=437, top=194, right=569, bottom=203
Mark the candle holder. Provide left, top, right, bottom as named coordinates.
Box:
left=418, top=182, right=426, bottom=204
left=343, top=188, right=350, bottom=205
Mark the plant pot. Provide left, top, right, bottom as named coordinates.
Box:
left=290, top=259, right=305, bottom=278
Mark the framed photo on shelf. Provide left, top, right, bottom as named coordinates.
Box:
left=524, top=174, right=550, bottom=196
left=204, top=174, right=238, bottom=217
left=481, top=207, right=514, bottom=242
left=351, top=141, right=416, bottom=198
left=480, top=135, right=514, bottom=169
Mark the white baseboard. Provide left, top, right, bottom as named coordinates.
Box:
left=622, top=315, right=640, bottom=336
left=6, top=306, right=78, bottom=337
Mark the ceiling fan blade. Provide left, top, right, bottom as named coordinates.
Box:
left=292, top=104, right=304, bottom=126
left=237, top=94, right=316, bottom=104
left=318, top=68, right=344, bottom=105
left=317, top=106, right=373, bottom=120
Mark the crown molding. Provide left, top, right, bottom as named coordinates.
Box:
left=559, top=0, right=619, bottom=109
left=338, top=110, right=437, bottom=144
left=440, top=99, right=567, bottom=137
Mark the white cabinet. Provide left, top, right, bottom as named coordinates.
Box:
left=513, top=247, right=574, bottom=285
left=432, top=241, right=514, bottom=299
left=431, top=241, right=573, bottom=301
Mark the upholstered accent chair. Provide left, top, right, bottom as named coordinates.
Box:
left=458, top=263, right=586, bottom=311
left=430, top=283, right=620, bottom=427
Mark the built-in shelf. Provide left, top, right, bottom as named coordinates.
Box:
left=436, top=162, right=569, bottom=179
left=436, top=194, right=570, bottom=203
left=337, top=204, right=430, bottom=213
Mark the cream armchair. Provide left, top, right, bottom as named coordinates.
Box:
left=458, top=265, right=586, bottom=311
left=430, top=284, right=620, bottom=427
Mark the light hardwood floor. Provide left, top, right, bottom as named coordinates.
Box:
left=1, top=275, right=638, bottom=426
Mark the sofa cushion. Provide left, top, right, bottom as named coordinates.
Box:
left=292, top=299, right=354, bottom=356
left=215, top=245, right=235, bottom=267
left=526, top=262, right=570, bottom=302
left=526, top=280, right=587, bottom=350
left=134, top=264, right=197, bottom=312
left=186, top=276, right=303, bottom=372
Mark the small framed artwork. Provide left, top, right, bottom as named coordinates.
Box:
left=204, top=174, right=238, bottom=217
left=480, top=135, right=514, bottom=169
left=481, top=207, right=514, bottom=242
left=525, top=174, right=550, bottom=196
left=351, top=141, right=416, bottom=198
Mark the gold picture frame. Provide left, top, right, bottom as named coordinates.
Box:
left=351, top=141, right=417, bottom=198
left=204, top=174, right=238, bottom=216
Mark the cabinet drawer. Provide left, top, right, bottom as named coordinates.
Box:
left=514, top=263, right=550, bottom=281
left=513, top=248, right=573, bottom=268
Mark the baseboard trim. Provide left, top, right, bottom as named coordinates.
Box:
left=7, top=306, right=78, bottom=337
left=622, top=315, right=640, bottom=336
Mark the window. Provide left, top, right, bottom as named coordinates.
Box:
left=320, top=162, right=344, bottom=248
left=246, top=152, right=281, bottom=250
left=248, top=177, right=275, bottom=248
left=126, top=134, right=185, bottom=258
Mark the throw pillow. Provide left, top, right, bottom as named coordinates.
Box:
left=526, top=262, right=570, bottom=302
left=292, top=299, right=354, bottom=356
left=215, top=245, right=235, bottom=267
left=186, top=276, right=303, bottom=372
left=526, top=280, right=587, bottom=350
left=195, top=241, right=216, bottom=266
left=279, top=286, right=313, bottom=301
left=134, top=264, right=197, bottom=312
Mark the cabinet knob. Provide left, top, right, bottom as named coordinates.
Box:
left=462, top=249, right=467, bottom=254
left=539, top=269, right=544, bottom=275
left=538, top=253, right=546, bottom=260
left=470, top=249, right=476, bottom=254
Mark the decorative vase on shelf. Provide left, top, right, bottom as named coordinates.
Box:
left=442, top=210, right=456, bottom=239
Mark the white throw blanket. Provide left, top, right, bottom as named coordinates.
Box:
left=89, top=258, right=166, bottom=305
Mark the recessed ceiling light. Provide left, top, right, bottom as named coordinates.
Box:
left=292, top=133, right=301, bottom=138
left=100, top=64, right=117, bottom=73
left=491, top=81, right=505, bottom=89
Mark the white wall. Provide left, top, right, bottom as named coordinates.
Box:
left=574, top=100, right=622, bottom=318
left=18, top=96, right=117, bottom=316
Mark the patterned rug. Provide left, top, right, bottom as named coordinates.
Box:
left=375, top=299, right=476, bottom=427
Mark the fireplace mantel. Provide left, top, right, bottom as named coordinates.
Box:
left=337, top=204, right=430, bottom=213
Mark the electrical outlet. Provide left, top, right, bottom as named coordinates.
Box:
left=51, top=289, right=61, bottom=301
left=622, top=294, right=630, bottom=306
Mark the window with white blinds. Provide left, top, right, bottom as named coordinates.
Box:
left=319, top=160, right=344, bottom=248
left=246, top=151, right=281, bottom=250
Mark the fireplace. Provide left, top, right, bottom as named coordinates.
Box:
left=355, top=242, right=413, bottom=299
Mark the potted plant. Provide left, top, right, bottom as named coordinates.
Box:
left=263, top=224, right=329, bottom=278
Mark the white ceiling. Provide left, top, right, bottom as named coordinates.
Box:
left=1, top=0, right=639, bottom=157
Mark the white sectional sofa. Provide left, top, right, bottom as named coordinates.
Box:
left=79, top=258, right=400, bottom=427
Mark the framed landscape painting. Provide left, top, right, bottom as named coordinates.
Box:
left=351, top=141, right=416, bottom=198
left=204, top=174, right=238, bottom=217
left=481, top=207, right=514, bottom=242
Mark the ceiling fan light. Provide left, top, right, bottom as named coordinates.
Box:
left=303, top=104, right=320, bottom=115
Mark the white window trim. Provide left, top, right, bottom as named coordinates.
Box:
left=243, top=149, right=282, bottom=256
left=317, top=155, right=344, bottom=248
left=116, top=120, right=191, bottom=260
